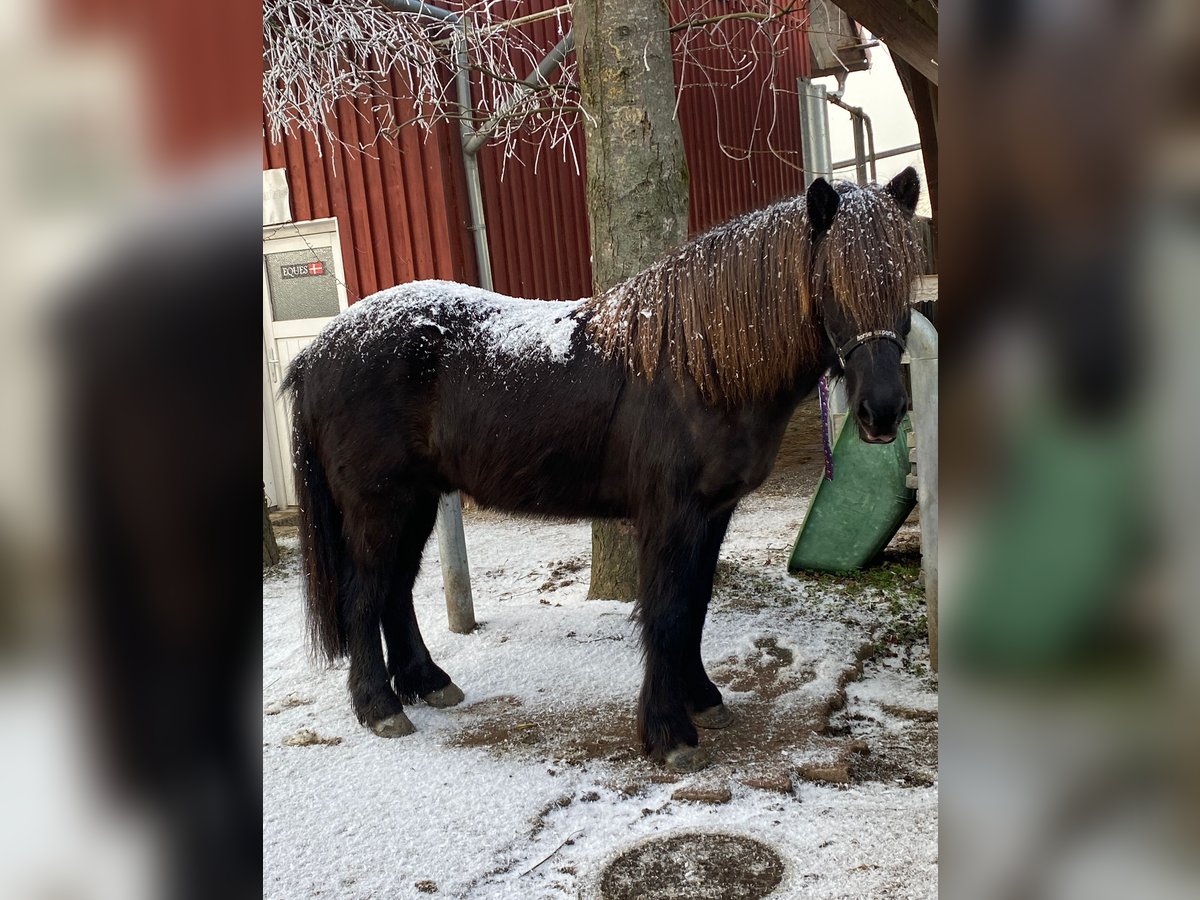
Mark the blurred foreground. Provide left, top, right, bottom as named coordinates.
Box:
left=940, top=1, right=1200, bottom=897
left=0, top=2, right=258, bottom=898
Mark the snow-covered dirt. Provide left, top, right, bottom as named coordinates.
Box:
left=263, top=412, right=938, bottom=899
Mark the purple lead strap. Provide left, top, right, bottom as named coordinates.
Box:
left=819, top=374, right=834, bottom=481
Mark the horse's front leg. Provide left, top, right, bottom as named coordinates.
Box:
left=683, top=508, right=735, bottom=730
left=635, top=503, right=726, bottom=772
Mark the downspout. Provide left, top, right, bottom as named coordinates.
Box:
left=377, top=0, right=494, bottom=289
left=461, top=31, right=576, bottom=291
left=379, top=2, right=573, bottom=295
left=455, top=35, right=494, bottom=290
left=797, top=77, right=833, bottom=187
left=463, top=32, right=576, bottom=157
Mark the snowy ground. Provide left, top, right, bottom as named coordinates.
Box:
left=263, top=459, right=938, bottom=899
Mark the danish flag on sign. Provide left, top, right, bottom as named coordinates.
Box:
left=308, top=261, right=325, bottom=276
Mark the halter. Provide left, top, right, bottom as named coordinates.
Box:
left=827, top=327, right=905, bottom=369
left=817, top=326, right=905, bottom=482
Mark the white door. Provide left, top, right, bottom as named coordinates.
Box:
left=262, top=218, right=350, bottom=508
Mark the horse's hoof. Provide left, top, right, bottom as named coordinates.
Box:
left=665, top=745, right=711, bottom=773
left=691, top=703, right=735, bottom=729
left=422, top=682, right=465, bottom=708
left=370, top=712, right=416, bottom=738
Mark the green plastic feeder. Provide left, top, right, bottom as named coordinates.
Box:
left=788, top=414, right=916, bottom=574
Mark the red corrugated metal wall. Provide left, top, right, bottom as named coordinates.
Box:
left=675, top=7, right=812, bottom=235
left=476, top=0, right=811, bottom=300
left=262, top=1, right=810, bottom=304
left=262, top=75, right=478, bottom=304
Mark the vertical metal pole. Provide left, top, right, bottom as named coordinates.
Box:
left=798, top=78, right=832, bottom=187
left=445, top=12, right=480, bottom=633
left=863, top=112, right=878, bottom=183
left=907, top=310, right=939, bottom=670
left=436, top=492, right=476, bottom=633
left=851, top=113, right=867, bottom=186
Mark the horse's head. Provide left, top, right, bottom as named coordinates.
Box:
left=806, top=168, right=922, bottom=444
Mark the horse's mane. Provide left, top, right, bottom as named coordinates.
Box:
left=581, top=181, right=924, bottom=404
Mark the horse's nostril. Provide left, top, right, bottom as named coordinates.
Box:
left=857, top=400, right=875, bottom=425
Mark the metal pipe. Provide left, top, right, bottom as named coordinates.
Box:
left=832, top=141, right=921, bottom=172
left=436, top=492, right=476, bottom=633
left=827, top=93, right=879, bottom=184
left=862, top=109, right=877, bottom=182
left=378, top=3, right=492, bottom=286
left=375, top=3, right=491, bottom=285
left=906, top=309, right=939, bottom=670
left=798, top=78, right=832, bottom=187
left=377, top=0, right=458, bottom=22
left=454, top=26, right=495, bottom=291
left=464, top=32, right=575, bottom=156
left=850, top=111, right=866, bottom=185
left=460, top=29, right=575, bottom=295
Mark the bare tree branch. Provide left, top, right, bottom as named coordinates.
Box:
left=262, top=0, right=812, bottom=170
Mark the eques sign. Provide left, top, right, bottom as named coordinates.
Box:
left=281, top=260, right=326, bottom=279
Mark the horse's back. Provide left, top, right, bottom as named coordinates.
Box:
left=431, top=343, right=628, bottom=517
left=297, top=281, right=627, bottom=515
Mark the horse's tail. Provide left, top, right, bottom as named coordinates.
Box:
left=281, top=358, right=347, bottom=661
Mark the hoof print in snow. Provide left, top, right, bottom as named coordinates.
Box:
left=264, top=694, right=314, bottom=716
left=710, top=634, right=814, bottom=702
left=740, top=770, right=795, bottom=795
left=282, top=728, right=342, bottom=747
left=798, top=761, right=852, bottom=784
left=671, top=784, right=733, bottom=805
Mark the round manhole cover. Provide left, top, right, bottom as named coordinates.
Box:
left=599, top=832, right=785, bottom=900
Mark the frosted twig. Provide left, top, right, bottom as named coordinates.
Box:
left=263, top=0, right=812, bottom=173
left=520, top=829, right=584, bottom=876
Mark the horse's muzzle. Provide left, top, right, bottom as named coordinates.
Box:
left=855, top=396, right=904, bottom=446
left=858, top=425, right=897, bottom=444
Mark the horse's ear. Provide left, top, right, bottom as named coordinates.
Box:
left=806, top=178, right=840, bottom=235
left=885, top=166, right=920, bottom=218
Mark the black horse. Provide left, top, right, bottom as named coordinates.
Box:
left=284, top=170, right=923, bottom=771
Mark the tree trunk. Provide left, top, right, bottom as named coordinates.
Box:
left=576, top=0, right=690, bottom=600
left=263, top=484, right=280, bottom=569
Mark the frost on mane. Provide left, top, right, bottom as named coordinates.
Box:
left=307, top=280, right=584, bottom=367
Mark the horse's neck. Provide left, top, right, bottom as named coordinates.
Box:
left=778, top=355, right=831, bottom=410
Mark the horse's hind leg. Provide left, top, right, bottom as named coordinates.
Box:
left=339, top=552, right=414, bottom=738
left=380, top=492, right=464, bottom=709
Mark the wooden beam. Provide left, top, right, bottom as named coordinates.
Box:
left=830, top=0, right=938, bottom=85
left=892, top=54, right=938, bottom=267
